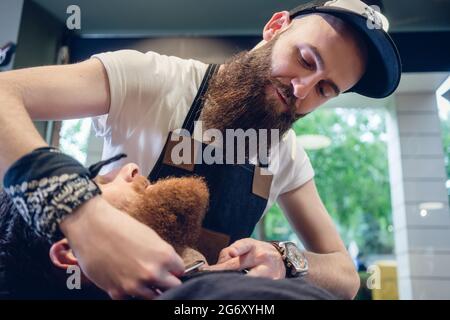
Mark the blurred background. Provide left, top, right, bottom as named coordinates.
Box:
left=0, top=0, right=449, bottom=300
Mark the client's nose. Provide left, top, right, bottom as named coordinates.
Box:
left=121, top=163, right=140, bottom=182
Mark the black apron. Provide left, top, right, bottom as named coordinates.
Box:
left=148, top=64, right=273, bottom=263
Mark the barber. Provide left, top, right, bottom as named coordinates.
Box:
left=0, top=0, right=401, bottom=299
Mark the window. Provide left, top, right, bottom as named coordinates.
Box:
left=436, top=75, right=450, bottom=198
left=260, top=107, right=394, bottom=256
left=58, top=119, right=92, bottom=165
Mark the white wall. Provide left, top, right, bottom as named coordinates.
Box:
left=387, top=91, right=450, bottom=299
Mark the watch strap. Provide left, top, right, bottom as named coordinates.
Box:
left=270, top=241, right=307, bottom=278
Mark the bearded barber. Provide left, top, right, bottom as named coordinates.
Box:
left=0, top=0, right=401, bottom=299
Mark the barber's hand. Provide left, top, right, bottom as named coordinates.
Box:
left=205, top=238, right=286, bottom=279
left=60, top=196, right=185, bottom=300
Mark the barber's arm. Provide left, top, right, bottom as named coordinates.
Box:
left=0, top=59, right=109, bottom=167
left=278, top=179, right=360, bottom=299
left=0, top=60, right=184, bottom=299
left=207, top=179, right=360, bottom=300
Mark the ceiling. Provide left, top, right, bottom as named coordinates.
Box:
left=31, top=0, right=450, bottom=37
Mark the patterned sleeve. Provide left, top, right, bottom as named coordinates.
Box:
left=3, top=147, right=101, bottom=242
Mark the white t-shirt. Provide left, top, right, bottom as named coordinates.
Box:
left=91, top=49, right=314, bottom=214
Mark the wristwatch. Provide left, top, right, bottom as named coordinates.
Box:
left=271, top=241, right=308, bottom=278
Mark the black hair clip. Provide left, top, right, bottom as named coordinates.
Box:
left=88, top=153, right=127, bottom=178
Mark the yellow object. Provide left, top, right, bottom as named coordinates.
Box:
left=371, top=260, right=399, bottom=300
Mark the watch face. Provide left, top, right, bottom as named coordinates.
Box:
left=285, top=242, right=308, bottom=272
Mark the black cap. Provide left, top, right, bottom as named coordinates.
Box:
left=289, top=0, right=402, bottom=98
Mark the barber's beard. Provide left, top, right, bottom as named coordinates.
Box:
left=200, top=36, right=298, bottom=154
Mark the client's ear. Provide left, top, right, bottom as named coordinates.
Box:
left=49, top=238, right=78, bottom=270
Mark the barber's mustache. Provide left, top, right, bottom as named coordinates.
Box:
left=270, top=78, right=296, bottom=110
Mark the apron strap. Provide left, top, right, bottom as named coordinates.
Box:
left=148, top=63, right=219, bottom=182
left=181, top=64, right=220, bottom=135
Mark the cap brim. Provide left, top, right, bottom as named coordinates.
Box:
left=292, top=7, right=402, bottom=98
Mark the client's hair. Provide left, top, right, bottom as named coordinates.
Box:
left=0, top=176, right=209, bottom=299
left=0, top=190, right=77, bottom=299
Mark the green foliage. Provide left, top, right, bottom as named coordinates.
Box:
left=263, top=203, right=296, bottom=242
left=264, top=108, right=394, bottom=254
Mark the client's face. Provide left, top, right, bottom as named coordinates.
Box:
left=93, top=163, right=152, bottom=212
left=48, top=163, right=209, bottom=286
